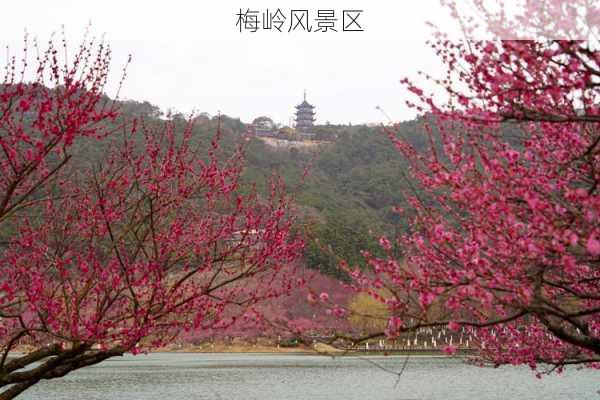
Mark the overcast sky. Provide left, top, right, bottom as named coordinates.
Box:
left=1, top=0, right=465, bottom=125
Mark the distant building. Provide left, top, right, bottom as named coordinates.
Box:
left=294, top=90, right=316, bottom=140
left=251, top=116, right=276, bottom=136
left=249, top=92, right=319, bottom=142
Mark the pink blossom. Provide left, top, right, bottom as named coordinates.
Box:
left=586, top=233, right=600, bottom=256
left=379, top=236, right=392, bottom=251
left=443, top=345, right=457, bottom=355
left=448, top=321, right=460, bottom=332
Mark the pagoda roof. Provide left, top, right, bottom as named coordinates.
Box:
left=296, top=101, right=315, bottom=109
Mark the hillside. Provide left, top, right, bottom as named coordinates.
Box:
left=70, top=99, right=429, bottom=277
left=243, top=120, right=429, bottom=276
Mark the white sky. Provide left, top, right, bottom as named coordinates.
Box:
left=0, top=0, right=463, bottom=125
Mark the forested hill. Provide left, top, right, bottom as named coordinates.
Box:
left=74, top=99, right=430, bottom=277
left=243, top=119, right=429, bottom=276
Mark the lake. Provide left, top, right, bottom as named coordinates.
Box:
left=20, top=353, right=599, bottom=400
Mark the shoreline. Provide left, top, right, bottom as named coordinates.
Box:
left=149, top=351, right=454, bottom=358
left=12, top=342, right=459, bottom=357
left=152, top=343, right=458, bottom=357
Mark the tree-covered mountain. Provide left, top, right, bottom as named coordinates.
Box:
left=71, top=99, right=429, bottom=277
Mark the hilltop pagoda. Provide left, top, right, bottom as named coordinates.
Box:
left=294, top=90, right=316, bottom=139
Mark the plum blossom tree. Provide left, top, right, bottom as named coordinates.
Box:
left=347, top=0, right=600, bottom=373
left=0, top=34, right=302, bottom=399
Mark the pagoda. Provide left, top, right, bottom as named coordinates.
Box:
left=294, top=90, right=316, bottom=139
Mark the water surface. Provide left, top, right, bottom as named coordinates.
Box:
left=21, top=353, right=599, bottom=399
